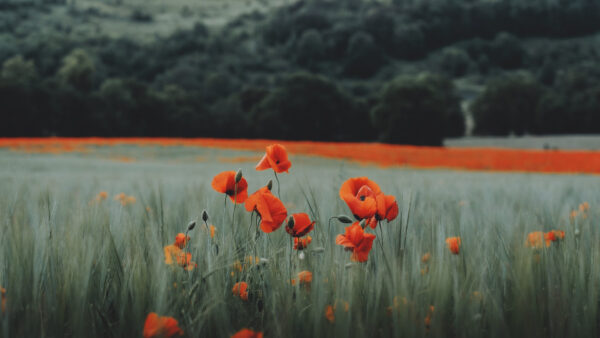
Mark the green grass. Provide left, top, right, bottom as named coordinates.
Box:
left=0, top=146, right=598, bottom=337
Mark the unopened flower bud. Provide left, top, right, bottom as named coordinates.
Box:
left=337, top=215, right=353, bottom=224
left=287, top=215, right=295, bottom=229
left=235, top=169, right=243, bottom=183
left=266, top=180, right=273, bottom=191
left=187, top=221, right=196, bottom=231
left=202, top=210, right=209, bottom=222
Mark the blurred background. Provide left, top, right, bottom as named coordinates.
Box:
left=1, top=0, right=599, bottom=146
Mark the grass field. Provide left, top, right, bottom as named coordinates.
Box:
left=1, top=141, right=599, bottom=337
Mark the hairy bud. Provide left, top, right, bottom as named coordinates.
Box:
left=336, top=215, right=353, bottom=224
left=266, top=180, right=273, bottom=191
left=187, top=221, right=196, bottom=231
left=202, top=210, right=209, bottom=222
left=235, top=169, right=243, bottom=183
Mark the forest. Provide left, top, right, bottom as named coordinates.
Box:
left=1, top=0, right=600, bottom=144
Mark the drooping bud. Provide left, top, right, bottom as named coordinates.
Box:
left=266, top=179, right=273, bottom=191
left=336, top=215, right=353, bottom=224
left=287, top=215, right=295, bottom=229
left=235, top=169, right=243, bottom=183
left=202, top=210, right=209, bottom=222
left=187, top=220, right=196, bottom=231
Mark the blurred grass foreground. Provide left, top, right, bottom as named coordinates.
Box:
left=1, top=141, right=599, bottom=337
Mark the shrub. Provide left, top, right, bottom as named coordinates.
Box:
left=343, top=31, right=385, bottom=78
left=56, top=48, right=95, bottom=91
left=1, top=54, right=37, bottom=85
left=490, top=32, right=525, bottom=69
left=370, top=73, right=464, bottom=145
left=472, top=73, right=543, bottom=136
left=435, top=47, right=472, bottom=77
left=294, top=29, right=326, bottom=67
left=251, top=73, right=369, bottom=141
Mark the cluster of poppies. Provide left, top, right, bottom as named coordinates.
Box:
left=526, top=230, right=565, bottom=248
left=163, top=233, right=197, bottom=271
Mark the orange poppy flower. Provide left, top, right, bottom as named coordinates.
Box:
left=291, top=271, right=313, bottom=288
left=285, top=213, right=315, bottom=237
left=445, top=237, right=461, bottom=254
left=245, top=187, right=287, bottom=233
left=143, top=313, right=184, bottom=338
left=335, top=222, right=376, bottom=262
left=375, top=193, right=399, bottom=223
left=256, top=144, right=291, bottom=173
left=545, top=230, right=565, bottom=243
left=339, top=177, right=381, bottom=220
left=164, top=245, right=196, bottom=271
left=424, top=305, right=435, bottom=329
left=421, top=252, right=431, bottom=264
left=232, top=282, right=249, bottom=301
left=231, top=328, right=263, bottom=338
left=174, top=233, right=190, bottom=249
left=550, top=230, right=565, bottom=240
left=325, top=305, right=335, bottom=323
left=526, top=231, right=551, bottom=248
left=211, top=171, right=248, bottom=204
left=294, top=236, right=312, bottom=250
left=1, top=287, right=5, bottom=314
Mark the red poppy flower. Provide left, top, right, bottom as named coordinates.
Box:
left=285, top=213, right=315, bottom=237
left=211, top=171, right=248, bottom=204
left=174, top=233, right=190, bottom=249
left=143, top=313, right=184, bottom=338
left=445, top=237, right=461, bottom=254
left=339, top=177, right=381, bottom=220
left=231, top=328, right=263, bottom=338
left=294, top=236, right=312, bottom=250
left=375, top=193, right=399, bottom=222
left=245, top=187, right=287, bottom=233
left=256, top=144, right=291, bottom=173
left=335, top=222, right=376, bottom=262
left=545, top=230, right=565, bottom=242
left=232, top=282, right=249, bottom=301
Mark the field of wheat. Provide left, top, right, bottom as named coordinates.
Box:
left=0, top=140, right=598, bottom=337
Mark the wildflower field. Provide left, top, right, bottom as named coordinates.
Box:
left=0, top=140, right=599, bottom=337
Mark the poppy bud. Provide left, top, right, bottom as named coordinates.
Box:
left=187, top=221, right=196, bottom=231
left=266, top=180, right=273, bottom=191
left=202, top=210, right=209, bottom=222
left=235, top=169, right=243, bottom=183
left=336, top=215, right=353, bottom=224
left=287, top=216, right=295, bottom=229
left=574, top=228, right=580, bottom=237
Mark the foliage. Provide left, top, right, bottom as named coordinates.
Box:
left=472, top=73, right=543, bottom=136
left=251, top=73, right=370, bottom=141
left=371, top=73, right=464, bottom=145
